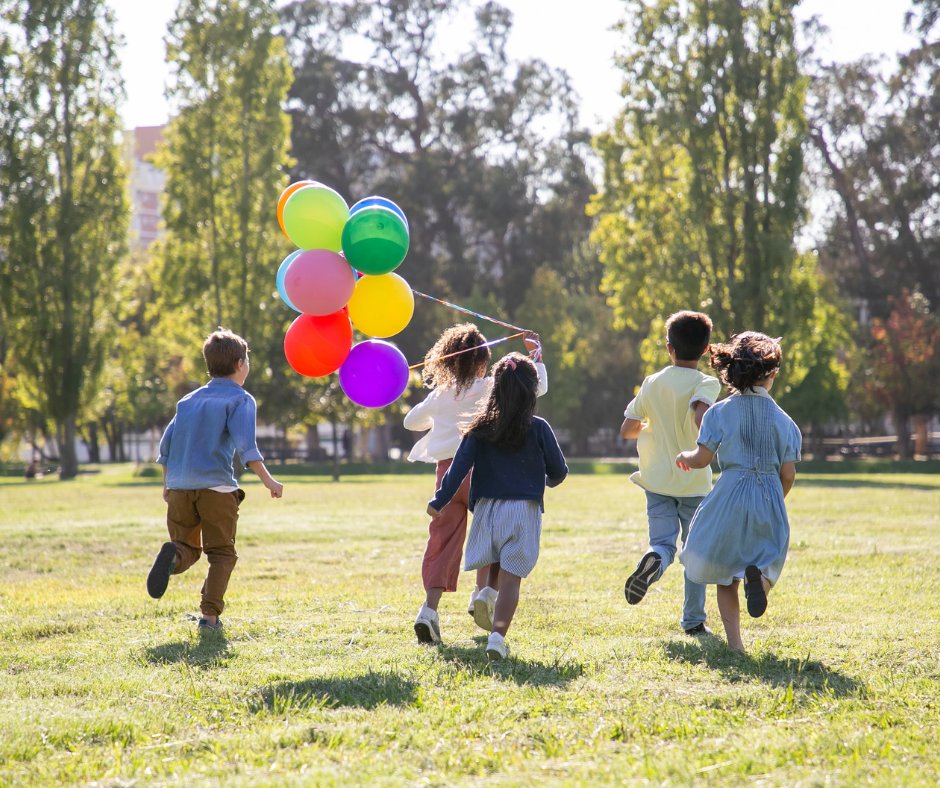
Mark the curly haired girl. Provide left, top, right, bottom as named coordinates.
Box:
left=675, top=332, right=802, bottom=652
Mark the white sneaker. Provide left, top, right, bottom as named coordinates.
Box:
left=473, top=586, right=497, bottom=632
left=467, top=587, right=479, bottom=617
left=414, top=605, right=441, bottom=644
left=486, top=632, right=509, bottom=661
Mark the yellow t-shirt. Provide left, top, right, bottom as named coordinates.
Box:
left=624, top=366, right=721, bottom=497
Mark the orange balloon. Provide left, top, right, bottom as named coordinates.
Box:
left=276, top=180, right=318, bottom=235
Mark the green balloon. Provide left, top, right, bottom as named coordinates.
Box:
left=341, top=206, right=410, bottom=275
left=282, top=185, right=349, bottom=251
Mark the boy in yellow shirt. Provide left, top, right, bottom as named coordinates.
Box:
left=620, top=311, right=719, bottom=634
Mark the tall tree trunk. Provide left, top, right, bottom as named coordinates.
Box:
left=894, top=407, right=912, bottom=460
left=913, top=414, right=929, bottom=459
left=58, top=414, right=79, bottom=480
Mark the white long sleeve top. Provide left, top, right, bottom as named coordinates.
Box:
left=403, top=362, right=548, bottom=463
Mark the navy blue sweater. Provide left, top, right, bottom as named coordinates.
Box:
left=429, top=416, right=568, bottom=512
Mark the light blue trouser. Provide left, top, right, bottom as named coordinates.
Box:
left=645, top=491, right=706, bottom=630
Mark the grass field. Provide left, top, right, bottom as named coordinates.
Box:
left=0, top=464, right=938, bottom=785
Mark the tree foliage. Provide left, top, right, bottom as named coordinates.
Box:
left=279, top=0, right=621, bottom=433
left=156, top=0, right=293, bottom=340
left=591, top=0, right=840, bottom=406
left=0, top=0, right=127, bottom=478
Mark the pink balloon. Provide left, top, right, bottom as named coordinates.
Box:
left=283, top=249, right=356, bottom=316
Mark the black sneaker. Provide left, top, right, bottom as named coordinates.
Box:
left=147, top=542, right=177, bottom=599
left=683, top=623, right=712, bottom=636
left=197, top=617, right=223, bottom=632
left=624, top=551, right=662, bottom=605
left=744, top=565, right=767, bottom=618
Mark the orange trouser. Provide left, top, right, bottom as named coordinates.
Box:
left=166, top=488, right=244, bottom=617
left=421, top=459, right=472, bottom=592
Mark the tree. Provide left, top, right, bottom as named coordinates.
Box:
left=156, top=0, right=293, bottom=342
left=805, top=1, right=938, bottom=453
left=0, top=0, right=127, bottom=478
left=860, top=291, right=940, bottom=459
left=280, top=0, right=598, bottom=362
left=591, top=0, right=838, bottom=403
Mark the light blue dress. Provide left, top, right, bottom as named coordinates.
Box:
left=679, top=387, right=801, bottom=586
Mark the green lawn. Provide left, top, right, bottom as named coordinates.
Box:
left=0, top=465, right=938, bottom=784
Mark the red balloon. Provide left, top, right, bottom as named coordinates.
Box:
left=283, top=310, right=352, bottom=377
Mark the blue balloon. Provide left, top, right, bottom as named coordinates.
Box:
left=349, top=195, right=409, bottom=231
left=276, top=250, right=303, bottom=312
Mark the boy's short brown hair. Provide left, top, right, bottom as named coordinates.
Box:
left=665, top=311, right=713, bottom=361
left=203, top=329, right=248, bottom=377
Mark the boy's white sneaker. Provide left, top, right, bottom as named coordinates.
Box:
left=486, top=632, right=509, bottom=661
left=473, top=586, right=497, bottom=632
left=414, top=605, right=441, bottom=644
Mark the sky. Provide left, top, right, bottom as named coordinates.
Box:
left=109, top=0, right=919, bottom=132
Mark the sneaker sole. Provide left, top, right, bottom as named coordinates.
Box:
left=473, top=598, right=494, bottom=632
left=147, top=543, right=177, bottom=599
left=744, top=565, right=767, bottom=618
left=624, top=552, right=661, bottom=605
left=486, top=647, right=507, bottom=661
left=414, top=621, right=440, bottom=644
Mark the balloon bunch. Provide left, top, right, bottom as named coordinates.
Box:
left=275, top=182, right=414, bottom=408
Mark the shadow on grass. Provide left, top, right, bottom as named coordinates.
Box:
left=794, top=477, right=939, bottom=491
left=250, top=671, right=417, bottom=712
left=435, top=640, right=584, bottom=687
left=145, top=633, right=231, bottom=668
left=664, top=639, right=862, bottom=696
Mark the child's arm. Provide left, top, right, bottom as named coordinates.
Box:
left=620, top=417, right=642, bottom=439
left=427, top=436, right=475, bottom=516
left=542, top=422, right=568, bottom=487
left=161, top=464, right=169, bottom=503
left=692, top=401, right=710, bottom=430
left=676, top=444, right=715, bottom=471
left=779, top=461, right=796, bottom=497
left=247, top=460, right=283, bottom=498
left=403, top=391, right=436, bottom=431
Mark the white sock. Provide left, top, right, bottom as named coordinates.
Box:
left=488, top=631, right=504, bottom=644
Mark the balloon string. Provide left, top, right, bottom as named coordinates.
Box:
left=408, top=332, right=525, bottom=370
left=410, top=289, right=528, bottom=332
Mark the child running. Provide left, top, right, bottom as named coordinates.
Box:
left=406, top=324, right=546, bottom=644
left=147, top=329, right=283, bottom=632
left=427, top=353, right=567, bottom=660
left=620, top=311, right=720, bottom=634
left=676, top=332, right=801, bottom=652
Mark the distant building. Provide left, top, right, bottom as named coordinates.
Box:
left=125, top=125, right=166, bottom=249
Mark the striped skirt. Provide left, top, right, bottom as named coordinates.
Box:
left=464, top=498, right=542, bottom=578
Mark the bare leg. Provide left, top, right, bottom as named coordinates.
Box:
left=492, top=569, right=522, bottom=636
left=425, top=587, right=444, bottom=611
left=485, top=563, right=500, bottom=590
left=716, top=580, right=744, bottom=652
left=481, top=564, right=500, bottom=591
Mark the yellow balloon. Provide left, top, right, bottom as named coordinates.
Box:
left=348, top=273, right=415, bottom=338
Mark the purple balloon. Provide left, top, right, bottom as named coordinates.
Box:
left=339, top=340, right=409, bottom=408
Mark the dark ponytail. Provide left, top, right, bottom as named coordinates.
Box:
left=710, top=332, right=782, bottom=393
left=466, top=353, right=538, bottom=449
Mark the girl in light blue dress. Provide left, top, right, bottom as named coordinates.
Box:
left=676, top=332, right=801, bottom=652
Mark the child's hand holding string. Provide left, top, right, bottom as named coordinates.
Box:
left=523, top=331, right=542, bottom=361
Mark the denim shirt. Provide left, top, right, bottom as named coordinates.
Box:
left=157, top=378, right=264, bottom=490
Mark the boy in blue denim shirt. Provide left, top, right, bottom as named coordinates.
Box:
left=147, top=329, right=283, bottom=631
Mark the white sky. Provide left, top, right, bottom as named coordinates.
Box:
left=110, top=0, right=918, bottom=131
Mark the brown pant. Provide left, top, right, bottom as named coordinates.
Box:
left=421, top=459, right=471, bottom=592
left=166, top=489, right=244, bottom=617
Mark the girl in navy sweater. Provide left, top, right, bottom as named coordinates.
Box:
left=428, top=353, right=568, bottom=660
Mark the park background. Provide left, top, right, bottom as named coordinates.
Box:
left=1, top=1, right=939, bottom=785
left=0, top=0, right=938, bottom=476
